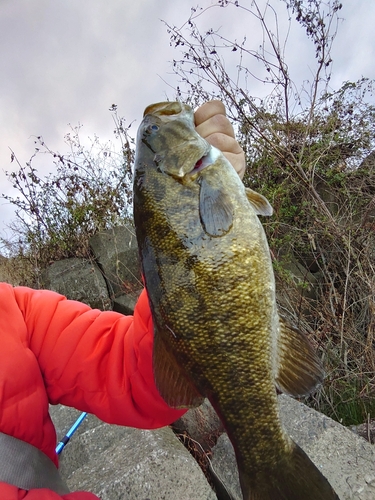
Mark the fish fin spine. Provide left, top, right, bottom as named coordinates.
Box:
left=245, top=187, right=273, bottom=216
left=153, top=331, right=204, bottom=408
left=275, top=314, right=324, bottom=397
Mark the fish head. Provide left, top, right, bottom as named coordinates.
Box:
left=135, top=101, right=216, bottom=181
left=134, top=101, right=273, bottom=240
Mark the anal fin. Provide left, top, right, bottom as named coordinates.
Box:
left=275, top=315, right=324, bottom=397
left=153, top=332, right=204, bottom=409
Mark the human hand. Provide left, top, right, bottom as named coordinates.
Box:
left=194, top=100, right=246, bottom=180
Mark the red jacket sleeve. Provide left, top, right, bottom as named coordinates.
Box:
left=15, top=286, right=186, bottom=429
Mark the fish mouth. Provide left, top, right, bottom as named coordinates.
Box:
left=189, top=146, right=221, bottom=176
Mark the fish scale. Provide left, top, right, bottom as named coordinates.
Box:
left=133, top=101, right=339, bottom=500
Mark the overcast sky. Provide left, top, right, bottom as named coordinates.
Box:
left=1, top=0, right=374, bottom=243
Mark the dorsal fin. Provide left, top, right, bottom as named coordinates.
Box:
left=245, top=187, right=273, bottom=216
left=275, top=315, right=324, bottom=397
left=153, top=331, right=204, bottom=409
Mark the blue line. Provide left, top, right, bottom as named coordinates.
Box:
left=56, top=412, right=88, bottom=455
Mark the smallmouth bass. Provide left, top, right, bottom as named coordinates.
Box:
left=133, top=101, right=338, bottom=500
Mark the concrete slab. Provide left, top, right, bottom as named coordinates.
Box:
left=51, top=405, right=216, bottom=500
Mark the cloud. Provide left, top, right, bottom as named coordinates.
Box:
left=1, top=0, right=374, bottom=239
left=0, top=0, right=188, bottom=235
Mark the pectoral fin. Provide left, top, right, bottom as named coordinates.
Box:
left=199, top=176, right=234, bottom=237
left=153, top=331, right=204, bottom=409
left=245, top=188, right=273, bottom=216
left=275, top=315, right=324, bottom=397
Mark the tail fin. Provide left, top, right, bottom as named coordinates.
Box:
left=239, top=442, right=339, bottom=500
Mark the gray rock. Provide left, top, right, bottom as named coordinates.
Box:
left=210, top=433, right=241, bottom=500
left=172, top=399, right=224, bottom=452
left=350, top=420, right=375, bottom=444
left=41, top=257, right=111, bottom=310
left=280, top=260, right=322, bottom=301
left=113, top=291, right=141, bottom=316
left=279, top=395, right=375, bottom=500
left=67, top=427, right=217, bottom=500
left=90, top=225, right=142, bottom=299
left=210, top=395, right=375, bottom=500
left=51, top=405, right=216, bottom=500
left=51, top=405, right=94, bottom=442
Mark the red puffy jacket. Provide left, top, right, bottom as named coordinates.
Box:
left=0, top=282, right=186, bottom=499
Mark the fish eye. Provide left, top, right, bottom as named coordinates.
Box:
left=145, top=123, right=159, bottom=134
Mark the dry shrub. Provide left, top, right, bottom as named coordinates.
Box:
left=0, top=254, right=35, bottom=287
left=167, top=0, right=375, bottom=425
left=264, top=153, right=375, bottom=425
left=1, top=106, right=134, bottom=287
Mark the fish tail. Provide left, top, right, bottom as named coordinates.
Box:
left=238, top=441, right=339, bottom=500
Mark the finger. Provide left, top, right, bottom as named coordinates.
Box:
left=194, top=101, right=246, bottom=180
left=196, top=114, right=236, bottom=143
left=224, top=151, right=246, bottom=179
left=194, top=100, right=226, bottom=126
left=203, top=132, right=243, bottom=156
left=205, top=133, right=246, bottom=179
